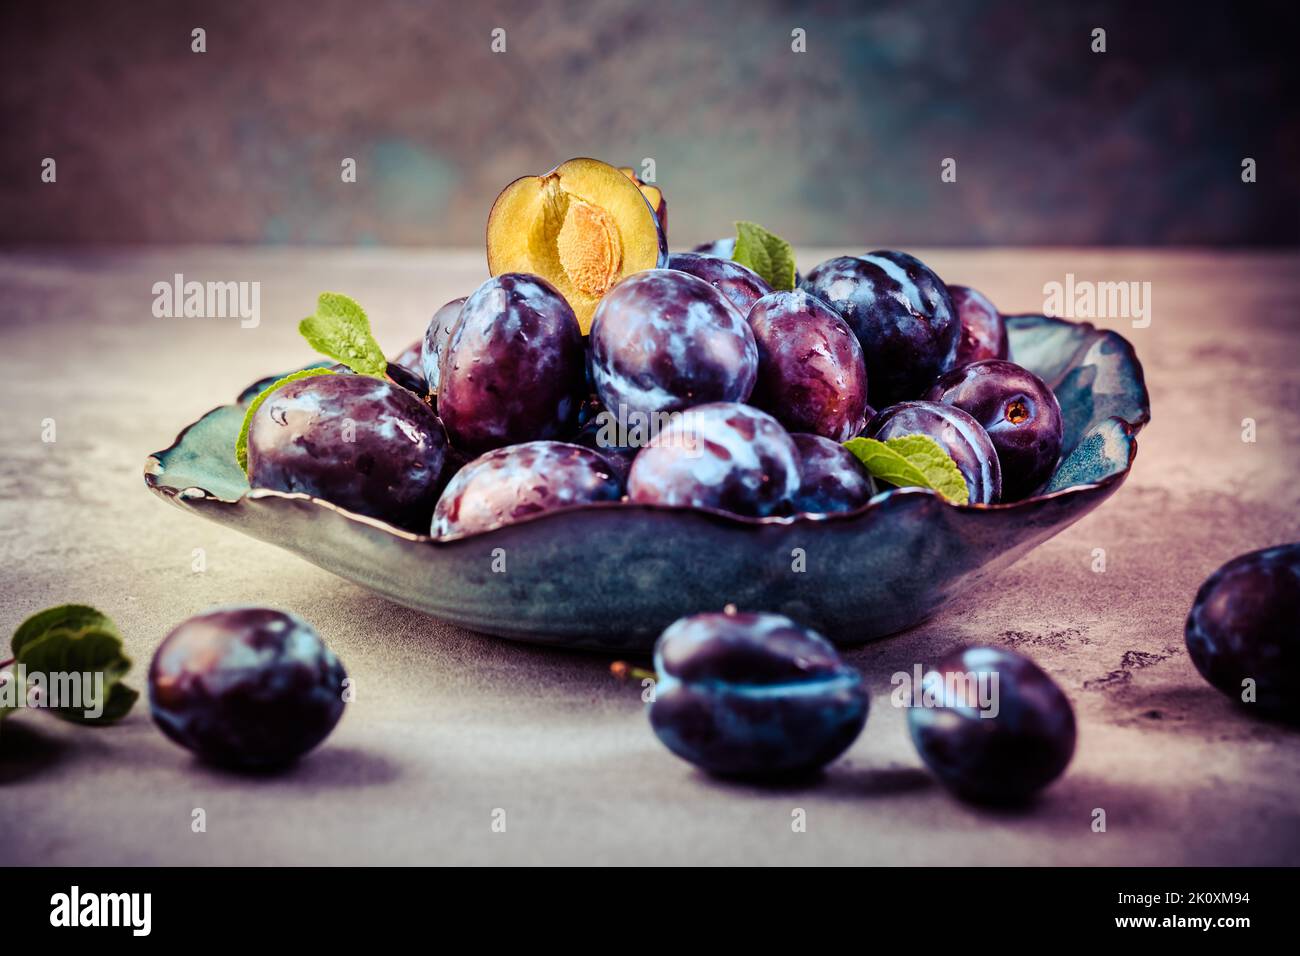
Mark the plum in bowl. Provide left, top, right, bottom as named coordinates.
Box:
left=145, top=314, right=1148, bottom=651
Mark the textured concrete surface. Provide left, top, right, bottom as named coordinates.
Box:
left=1, top=247, right=1298, bottom=866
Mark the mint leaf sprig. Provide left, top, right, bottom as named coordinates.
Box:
left=843, top=434, right=971, bottom=506
left=299, top=292, right=388, bottom=377
left=1, top=605, right=138, bottom=726
left=732, top=221, right=797, bottom=291
left=236, top=291, right=385, bottom=475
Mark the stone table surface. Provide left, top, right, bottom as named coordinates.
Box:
left=1, top=246, right=1297, bottom=866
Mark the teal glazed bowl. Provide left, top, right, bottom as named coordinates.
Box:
left=144, top=314, right=1150, bottom=651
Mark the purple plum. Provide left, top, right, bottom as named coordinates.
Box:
left=589, top=270, right=757, bottom=417
left=907, top=646, right=1076, bottom=804
left=420, top=295, right=467, bottom=395
left=1186, top=543, right=1300, bottom=718
left=392, top=338, right=428, bottom=386
left=949, top=285, right=1008, bottom=366
left=691, top=237, right=736, bottom=258
left=800, top=251, right=959, bottom=408
left=627, top=402, right=798, bottom=517
left=748, top=289, right=869, bottom=442
left=149, top=607, right=347, bottom=769
left=438, top=275, right=586, bottom=454
left=666, top=252, right=773, bottom=316
left=432, top=440, right=623, bottom=536
left=865, top=401, right=1002, bottom=504
left=246, top=372, right=448, bottom=532
left=649, top=611, right=869, bottom=776
left=925, top=359, right=1063, bottom=500
left=789, top=433, right=876, bottom=514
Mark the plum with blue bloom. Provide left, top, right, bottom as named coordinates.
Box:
left=648, top=610, right=869, bottom=777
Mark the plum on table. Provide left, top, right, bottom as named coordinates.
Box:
left=149, top=607, right=347, bottom=769
left=1186, top=543, right=1300, bottom=718
left=907, top=646, right=1076, bottom=803
left=649, top=610, right=869, bottom=776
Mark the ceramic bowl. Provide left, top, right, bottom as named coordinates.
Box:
left=144, top=314, right=1149, bottom=651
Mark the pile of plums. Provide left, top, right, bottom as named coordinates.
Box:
left=140, top=534, right=1299, bottom=774
left=645, top=538, right=1300, bottom=787
left=644, top=608, right=1076, bottom=802
left=245, top=243, right=1067, bottom=537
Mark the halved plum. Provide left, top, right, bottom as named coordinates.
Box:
left=486, top=157, right=668, bottom=333
left=619, top=166, right=668, bottom=242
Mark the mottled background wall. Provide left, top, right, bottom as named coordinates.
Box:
left=1, top=0, right=1296, bottom=247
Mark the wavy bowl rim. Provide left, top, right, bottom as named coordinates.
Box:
left=144, top=313, right=1150, bottom=545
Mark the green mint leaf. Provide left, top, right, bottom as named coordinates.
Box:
left=6, top=605, right=137, bottom=725
left=17, top=629, right=130, bottom=688
left=56, top=681, right=139, bottom=725
left=235, top=367, right=336, bottom=474
left=298, top=292, right=388, bottom=377
left=12, top=604, right=119, bottom=658
left=843, top=434, right=970, bottom=505
left=732, top=221, right=797, bottom=291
